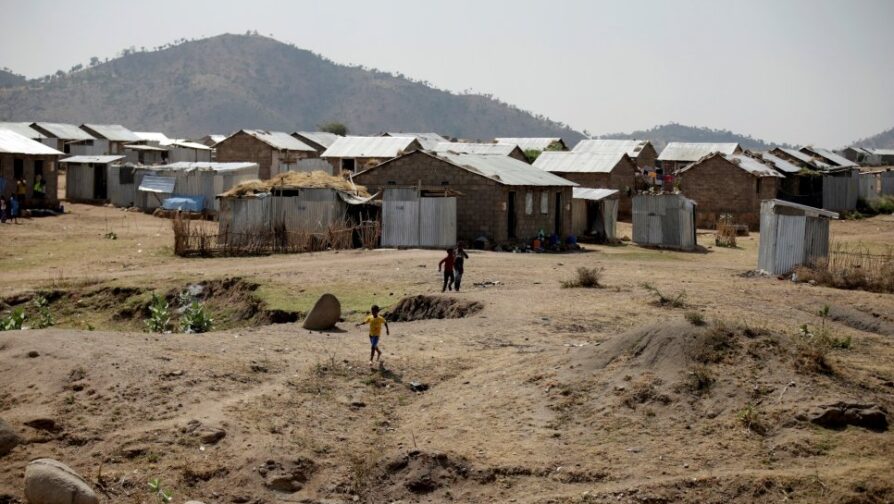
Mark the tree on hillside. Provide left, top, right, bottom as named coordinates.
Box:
left=318, top=122, right=348, bottom=136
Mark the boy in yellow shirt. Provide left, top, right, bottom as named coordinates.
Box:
left=357, top=305, right=389, bottom=366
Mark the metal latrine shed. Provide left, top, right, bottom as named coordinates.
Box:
left=758, top=199, right=838, bottom=275
left=632, top=193, right=697, bottom=251
left=382, top=188, right=456, bottom=248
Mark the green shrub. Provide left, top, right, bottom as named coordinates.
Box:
left=145, top=293, right=170, bottom=333
left=180, top=301, right=213, bottom=334
left=33, top=295, right=54, bottom=328
left=0, top=308, right=26, bottom=331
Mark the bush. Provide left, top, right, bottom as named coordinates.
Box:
left=737, top=403, right=767, bottom=435
left=561, top=267, right=604, bottom=288
left=33, top=295, right=54, bottom=328
left=685, top=311, right=706, bottom=326
left=145, top=293, right=170, bottom=333
left=685, top=365, right=714, bottom=393
left=180, top=300, right=214, bottom=334
left=641, top=282, right=686, bottom=308
left=793, top=305, right=851, bottom=373
left=0, top=308, right=26, bottom=331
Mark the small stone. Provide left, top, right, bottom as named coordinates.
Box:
left=198, top=427, right=226, bottom=444
left=27, top=351, right=40, bottom=358
left=0, top=418, right=22, bottom=457
left=24, top=458, right=99, bottom=504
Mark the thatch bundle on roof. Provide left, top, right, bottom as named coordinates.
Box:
left=220, top=170, right=369, bottom=198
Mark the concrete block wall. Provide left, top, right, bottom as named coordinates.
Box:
left=215, top=132, right=275, bottom=179
left=0, top=154, right=59, bottom=206
left=552, top=157, right=636, bottom=219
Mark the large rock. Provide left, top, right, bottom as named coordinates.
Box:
left=24, top=458, right=99, bottom=504
left=302, top=294, right=341, bottom=331
left=0, top=418, right=21, bottom=457
left=808, top=402, right=888, bottom=432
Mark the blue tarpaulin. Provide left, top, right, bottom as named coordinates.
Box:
left=162, top=196, right=205, bottom=212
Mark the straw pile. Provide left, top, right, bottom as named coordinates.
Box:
left=220, top=170, right=369, bottom=198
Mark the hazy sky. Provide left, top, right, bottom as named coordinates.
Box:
left=2, top=0, right=892, bottom=146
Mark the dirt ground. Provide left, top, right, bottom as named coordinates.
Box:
left=1, top=204, right=893, bottom=503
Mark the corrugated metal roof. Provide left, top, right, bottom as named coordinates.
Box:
left=494, top=137, right=564, bottom=151
left=385, top=132, right=447, bottom=149
left=138, top=175, right=176, bottom=194
left=237, top=129, right=316, bottom=151
left=759, top=152, right=802, bottom=174
left=208, top=135, right=226, bottom=144
left=32, top=122, right=95, bottom=141
left=678, top=153, right=783, bottom=177
left=432, top=142, right=519, bottom=156
left=134, top=131, right=172, bottom=143
left=765, top=199, right=838, bottom=219
left=657, top=142, right=740, bottom=161
left=323, top=136, right=419, bottom=158
left=777, top=148, right=831, bottom=169
left=533, top=151, right=627, bottom=173
left=573, top=188, right=618, bottom=201
left=436, top=152, right=576, bottom=187
left=802, top=146, right=858, bottom=168
left=0, top=129, right=63, bottom=155
left=871, top=148, right=894, bottom=156
left=572, top=139, right=649, bottom=157
left=168, top=140, right=211, bottom=150
left=294, top=131, right=341, bottom=149
left=0, top=122, right=45, bottom=139
left=60, top=155, right=125, bottom=164
left=81, top=123, right=141, bottom=142
left=124, top=144, right=168, bottom=152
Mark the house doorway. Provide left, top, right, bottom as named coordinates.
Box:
left=554, top=191, right=563, bottom=235
left=93, top=164, right=107, bottom=200
left=507, top=191, right=517, bottom=239
left=341, top=158, right=356, bottom=173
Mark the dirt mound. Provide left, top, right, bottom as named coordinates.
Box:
left=828, top=305, right=894, bottom=337
left=384, top=295, right=482, bottom=322
left=380, top=451, right=472, bottom=496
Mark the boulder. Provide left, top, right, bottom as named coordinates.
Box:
left=809, top=402, right=888, bottom=432
left=24, top=458, right=98, bottom=504
left=302, top=294, right=341, bottom=331
left=0, top=418, right=22, bottom=457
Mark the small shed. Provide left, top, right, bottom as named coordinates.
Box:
left=632, top=193, right=697, bottom=251
left=0, top=129, right=63, bottom=207
left=217, top=171, right=376, bottom=249
left=381, top=188, right=457, bottom=248
left=61, top=155, right=126, bottom=202
left=757, top=199, right=838, bottom=275
left=132, top=162, right=259, bottom=213
left=571, top=188, right=618, bottom=243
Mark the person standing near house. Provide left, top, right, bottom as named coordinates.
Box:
left=453, top=243, right=470, bottom=292
left=15, top=179, right=27, bottom=207
left=33, top=174, right=46, bottom=202
left=438, top=248, right=455, bottom=292
left=9, top=195, right=20, bottom=224
left=0, top=197, right=7, bottom=223
left=356, top=305, right=389, bottom=367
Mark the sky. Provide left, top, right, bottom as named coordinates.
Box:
left=1, top=0, right=892, bottom=146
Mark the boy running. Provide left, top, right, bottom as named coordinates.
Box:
left=356, top=305, right=389, bottom=366
left=438, top=248, right=455, bottom=292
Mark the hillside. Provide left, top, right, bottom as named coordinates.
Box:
left=0, top=34, right=583, bottom=141
left=0, top=68, right=26, bottom=88
left=600, top=123, right=791, bottom=152
left=851, top=126, right=894, bottom=150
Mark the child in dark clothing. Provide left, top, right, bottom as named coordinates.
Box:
left=453, top=244, right=469, bottom=291
left=438, top=248, right=455, bottom=292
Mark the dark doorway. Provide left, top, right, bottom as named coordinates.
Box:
left=507, top=191, right=517, bottom=239
left=92, top=164, right=107, bottom=200
left=554, top=191, right=563, bottom=235
left=13, top=159, right=24, bottom=180
left=342, top=158, right=356, bottom=173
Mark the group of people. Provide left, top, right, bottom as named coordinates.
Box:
left=438, top=243, right=470, bottom=292
left=0, top=195, right=21, bottom=224
left=0, top=174, right=47, bottom=224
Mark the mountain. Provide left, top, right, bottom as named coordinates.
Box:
left=850, top=126, right=894, bottom=150
left=0, top=34, right=583, bottom=141
left=0, top=68, right=26, bottom=88
left=599, top=123, right=792, bottom=153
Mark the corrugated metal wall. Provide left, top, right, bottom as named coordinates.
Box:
left=65, top=164, right=96, bottom=201
left=381, top=188, right=456, bottom=248
left=107, top=165, right=135, bottom=207
left=881, top=172, right=894, bottom=195
left=167, top=147, right=212, bottom=163
left=858, top=173, right=880, bottom=200
left=822, top=171, right=858, bottom=212
left=603, top=199, right=618, bottom=240
left=632, top=194, right=696, bottom=251
left=757, top=201, right=831, bottom=275
left=220, top=190, right=348, bottom=245
left=289, top=158, right=334, bottom=175
left=571, top=198, right=618, bottom=241
left=130, top=166, right=258, bottom=213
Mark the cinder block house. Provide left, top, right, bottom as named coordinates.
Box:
left=0, top=129, right=63, bottom=207
left=322, top=136, right=422, bottom=174
left=354, top=150, right=576, bottom=245
left=431, top=142, right=528, bottom=163
left=657, top=142, right=741, bottom=173
left=0, top=122, right=46, bottom=142
left=215, top=130, right=317, bottom=179
left=572, top=139, right=658, bottom=169
left=79, top=124, right=141, bottom=155
left=675, top=152, right=782, bottom=230
left=30, top=122, right=99, bottom=155
left=533, top=151, right=638, bottom=218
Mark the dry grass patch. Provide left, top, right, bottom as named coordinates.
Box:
left=561, top=267, right=605, bottom=288
left=795, top=243, right=894, bottom=293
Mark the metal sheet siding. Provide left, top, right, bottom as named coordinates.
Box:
left=65, top=164, right=95, bottom=200
left=881, top=172, right=894, bottom=195
left=773, top=215, right=806, bottom=275
left=822, top=171, right=858, bottom=212
left=107, top=165, right=135, bottom=207
left=382, top=198, right=420, bottom=247
left=757, top=203, right=777, bottom=273
left=291, top=158, right=334, bottom=175
left=632, top=194, right=695, bottom=250
left=420, top=197, right=457, bottom=248
left=858, top=173, right=880, bottom=200
left=603, top=198, right=618, bottom=240
left=803, top=216, right=830, bottom=266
